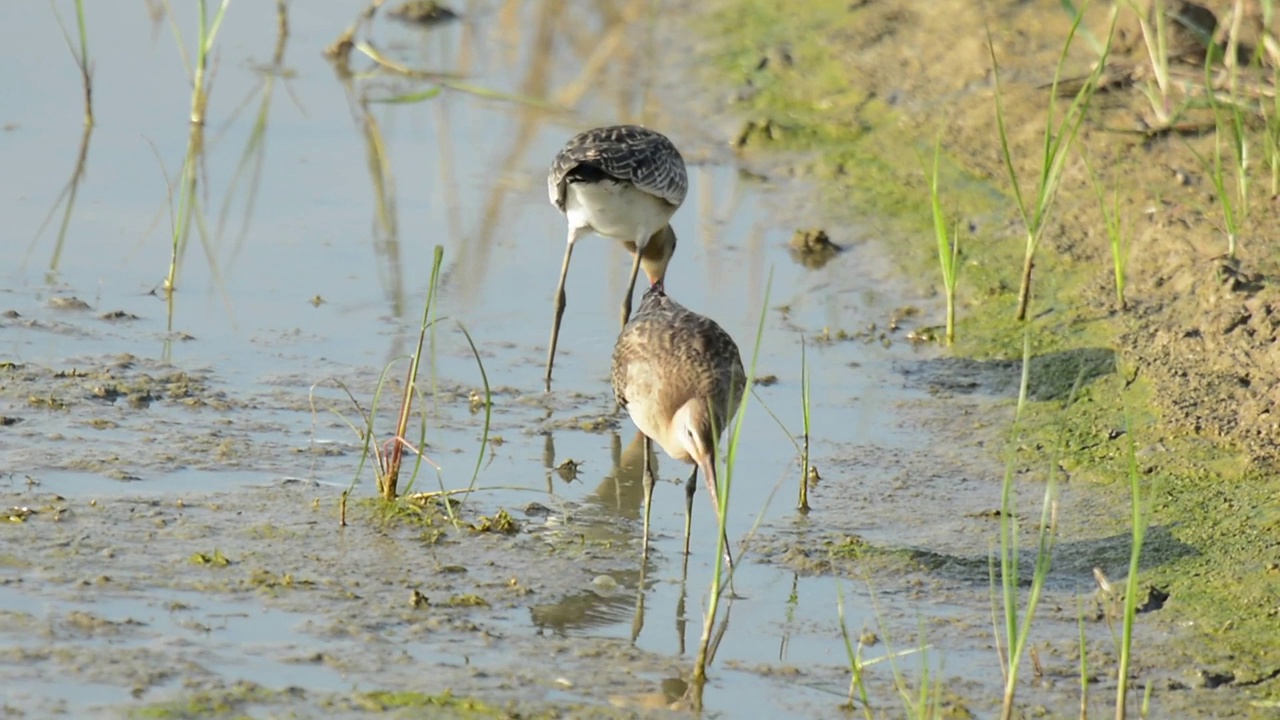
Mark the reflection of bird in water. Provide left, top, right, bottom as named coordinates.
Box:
left=529, top=567, right=645, bottom=636
left=529, top=431, right=658, bottom=636
left=611, top=287, right=747, bottom=561
left=588, top=430, right=657, bottom=520
left=544, top=125, right=688, bottom=391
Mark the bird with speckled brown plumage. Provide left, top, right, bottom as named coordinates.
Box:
left=611, top=285, right=746, bottom=562
left=544, top=125, right=687, bottom=392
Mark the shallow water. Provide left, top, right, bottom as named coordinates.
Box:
left=1, top=1, right=1120, bottom=717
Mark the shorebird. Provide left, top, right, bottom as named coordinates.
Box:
left=544, top=124, right=688, bottom=392
left=611, top=286, right=747, bottom=563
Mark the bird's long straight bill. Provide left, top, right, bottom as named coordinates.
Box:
left=699, top=454, right=721, bottom=521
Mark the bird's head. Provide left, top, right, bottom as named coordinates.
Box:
left=672, top=397, right=719, bottom=503
left=639, top=224, right=677, bottom=290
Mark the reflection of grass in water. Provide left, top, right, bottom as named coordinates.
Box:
left=29, top=123, right=93, bottom=280
left=33, top=0, right=95, bottom=278
left=216, top=0, right=294, bottom=267
left=72, top=0, right=91, bottom=124
left=159, top=0, right=230, bottom=328
left=50, top=0, right=93, bottom=125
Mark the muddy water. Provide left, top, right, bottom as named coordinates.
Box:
left=2, top=1, right=1118, bottom=717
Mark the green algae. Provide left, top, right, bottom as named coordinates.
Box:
left=347, top=689, right=505, bottom=715
left=189, top=549, right=231, bottom=567
left=127, top=681, right=282, bottom=719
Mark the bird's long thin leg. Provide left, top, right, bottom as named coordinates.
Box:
left=676, top=561, right=689, bottom=656
left=683, top=466, right=697, bottom=557
left=544, top=230, right=580, bottom=392
left=620, top=238, right=645, bottom=328
left=609, top=432, right=623, bottom=513
left=641, top=434, right=656, bottom=560
left=631, top=556, right=648, bottom=644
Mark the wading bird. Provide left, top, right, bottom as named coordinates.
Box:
left=611, top=286, right=746, bottom=563
left=544, top=125, right=688, bottom=392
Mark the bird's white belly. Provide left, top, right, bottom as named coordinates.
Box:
left=565, top=181, right=674, bottom=244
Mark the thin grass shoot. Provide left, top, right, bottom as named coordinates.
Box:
left=1115, top=413, right=1155, bottom=720
left=1078, top=597, right=1090, bottom=720
left=836, top=582, right=873, bottom=719
left=692, top=268, right=773, bottom=686
left=989, top=4, right=1117, bottom=321
left=798, top=336, right=812, bottom=513
left=1086, top=155, right=1128, bottom=311
left=998, top=327, right=1072, bottom=720
left=928, top=133, right=961, bottom=343
left=1186, top=131, right=1240, bottom=258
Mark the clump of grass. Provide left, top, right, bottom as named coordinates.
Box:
left=692, top=270, right=773, bottom=690
left=1222, top=106, right=1250, bottom=228
left=30, top=126, right=94, bottom=278
left=895, top=622, right=944, bottom=719
left=928, top=134, right=960, bottom=343
left=989, top=5, right=1117, bottom=321
left=380, top=246, right=446, bottom=500
left=313, top=247, right=496, bottom=530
